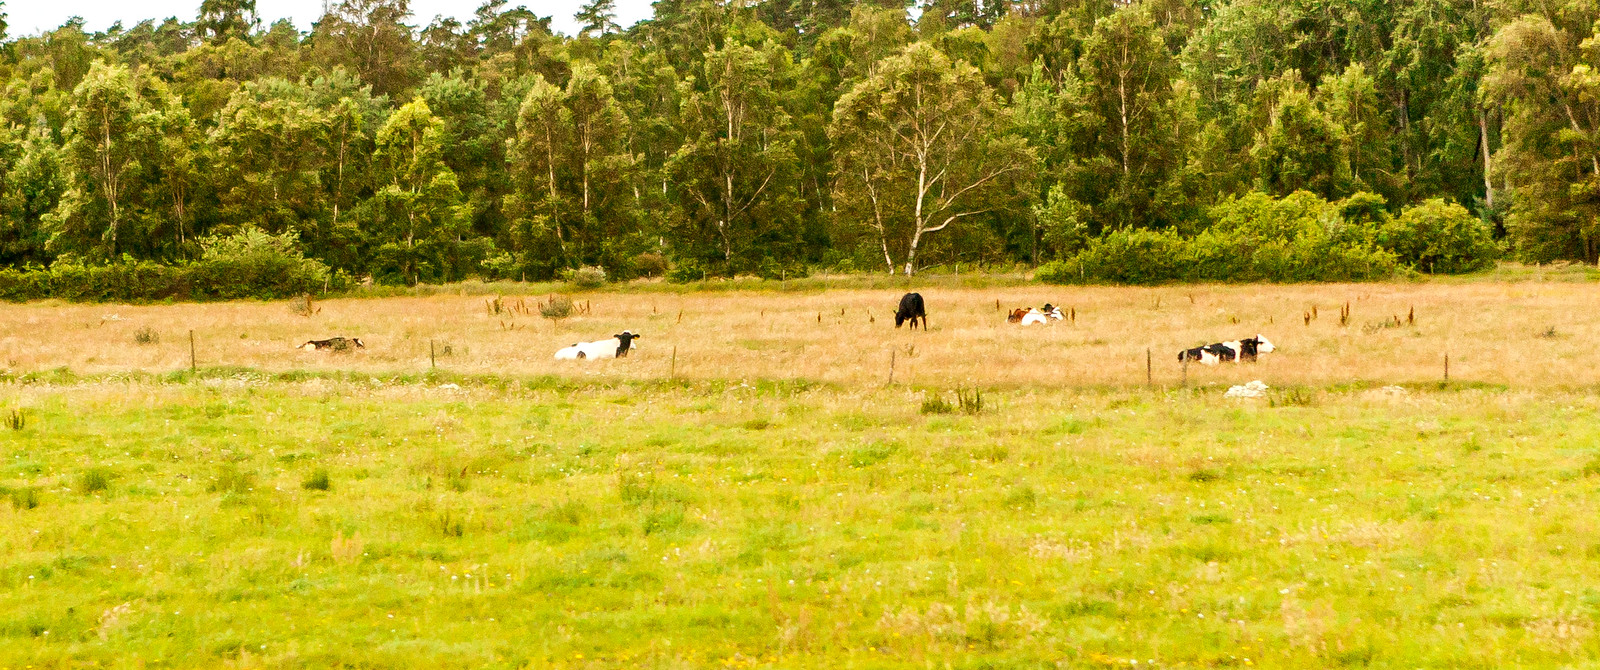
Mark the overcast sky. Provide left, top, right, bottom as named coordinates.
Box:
left=3, top=0, right=656, bottom=38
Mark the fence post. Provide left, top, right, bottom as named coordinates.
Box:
left=189, top=330, right=196, bottom=372
left=670, top=346, right=677, bottom=381
left=1146, top=348, right=1152, bottom=389
left=1444, top=353, right=1449, bottom=383
left=1181, top=356, right=1188, bottom=388
left=430, top=340, right=437, bottom=370
left=888, top=350, right=896, bottom=386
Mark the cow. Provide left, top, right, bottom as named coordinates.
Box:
left=300, top=337, right=365, bottom=351
left=895, top=293, right=926, bottom=330
left=1009, top=304, right=1064, bottom=326
left=554, top=331, right=641, bottom=360
left=1179, top=334, right=1276, bottom=365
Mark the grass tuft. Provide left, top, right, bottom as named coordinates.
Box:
left=301, top=468, right=332, bottom=491
left=134, top=326, right=160, bottom=345
left=77, top=468, right=113, bottom=495
left=920, top=394, right=954, bottom=414
left=4, top=408, right=23, bottom=431
left=207, top=465, right=254, bottom=495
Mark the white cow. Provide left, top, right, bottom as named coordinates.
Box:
left=555, top=331, right=641, bottom=360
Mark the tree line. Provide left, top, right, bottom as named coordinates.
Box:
left=0, top=0, right=1592, bottom=285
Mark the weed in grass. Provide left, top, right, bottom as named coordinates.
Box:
left=4, top=408, right=23, bottom=430
left=443, top=467, right=469, bottom=492
left=77, top=468, right=113, bottom=495
left=1582, top=457, right=1600, bottom=478
left=5, top=486, right=39, bottom=510
left=330, top=531, right=363, bottom=565
left=1002, top=485, right=1037, bottom=509
left=134, top=326, right=159, bottom=345
left=207, top=465, right=253, bottom=495
left=438, top=510, right=464, bottom=537
left=302, top=468, right=331, bottom=491
left=742, top=417, right=773, bottom=430
left=1538, top=326, right=1561, bottom=339
left=1270, top=386, right=1318, bottom=407
left=971, top=444, right=1009, bottom=463
left=920, top=394, right=954, bottom=415
left=1187, top=469, right=1222, bottom=483
left=957, top=387, right=984, bottom=414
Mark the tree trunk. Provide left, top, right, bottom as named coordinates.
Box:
left=1478, top=109, right=1493, bottom=208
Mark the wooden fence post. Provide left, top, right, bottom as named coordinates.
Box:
left=189, top=330, right=196, bottom=372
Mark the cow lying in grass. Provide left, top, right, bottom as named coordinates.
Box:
left=300, top=337, right=364, bottom=351
left=554, top=331, right=640, bottom=360
left=1007, top=304, right=1064, bottom=325
left=1179, top=335, right=1275, bottom=365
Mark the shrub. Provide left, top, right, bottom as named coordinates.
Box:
left=134, top=326, right=160, bottom=345
left=632, top=253, right=668, bottom=278
left=564, top=265, right=607, bottom=289
left=0, top=228, right=342, bottom=303
left=1378, top=199, right=1500, bottom=274
left=539, top=295, right=574, bottom=321
left=1039, top=190, right=1400, bottom=285
left=665, top=259, right=707, bottom=283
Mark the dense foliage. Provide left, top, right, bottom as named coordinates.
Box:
left=0, top=0, right=1578, bottom=288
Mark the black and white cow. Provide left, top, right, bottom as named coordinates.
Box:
left=1179, top=334, right=1275, bottom=365
left=895, top=293, right=927, bottom=330
left=300, top=337, right=365, bottom=351
left=554, top=331, right=641, bottom=360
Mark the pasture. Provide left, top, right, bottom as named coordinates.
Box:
left=3, top=279, right=1600, bottom=667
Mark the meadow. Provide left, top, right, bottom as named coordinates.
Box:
left=3, top=277, right=1600, bottom=668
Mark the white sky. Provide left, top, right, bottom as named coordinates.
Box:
left=3, top=0, right=656, bottom=39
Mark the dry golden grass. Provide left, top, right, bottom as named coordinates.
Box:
left=2, top=280, right=1598, bottom=388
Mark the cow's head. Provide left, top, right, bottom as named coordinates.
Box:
left=613, top=331, right=640, bottom=357
left=352, top=338, right=366, bottom=348
left=1253, top=335, right=1275, bottom=353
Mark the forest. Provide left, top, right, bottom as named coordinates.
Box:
left=0, top=0, right=1592, bottom=290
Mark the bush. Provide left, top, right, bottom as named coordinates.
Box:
left=1378, top=199, right=1500, bottom=274
left=564, top=265, right=607, bottom=289
left=632, top=253, right=669, bottom=278
left=665, top=259, right=707, bottom=283
left=0, top=228, right=343, bottom=303
left=1039, top=190, right=1401, bottom=285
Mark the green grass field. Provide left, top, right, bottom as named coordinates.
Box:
left=4, top=372, right=1600, bottom=668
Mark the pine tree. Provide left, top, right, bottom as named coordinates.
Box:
left=574, top=0, right=619, bottom=38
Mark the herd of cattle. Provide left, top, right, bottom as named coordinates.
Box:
left=298, top=292, right=1275, bottom=366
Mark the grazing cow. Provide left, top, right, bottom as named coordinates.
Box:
left=1007, top=308, right=1030, bottom=323
left=554, top=331, right=641, bottom=360
left=1178, top=334, right=1276, bottom=365
left=895, top=293, right=927, bottom=330
left=300, top=337, right=365, bottom=351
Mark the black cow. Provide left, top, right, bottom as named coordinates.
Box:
left=895, top=293, right=927, bottom=330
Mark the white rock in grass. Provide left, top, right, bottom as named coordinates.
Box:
left=1224, top=380, right=1269, bottom=399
